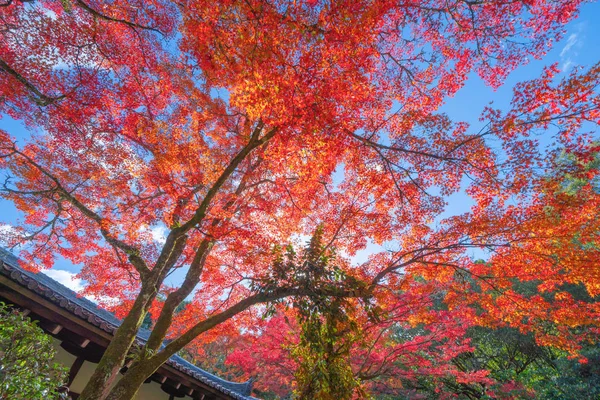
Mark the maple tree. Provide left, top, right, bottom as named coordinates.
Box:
left=220, top=232, right=480, bottom=398
left=221, top=282, right=478, bottom=398
left=0, top=0, right=599, bottom=399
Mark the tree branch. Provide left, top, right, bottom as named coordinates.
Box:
left=347, top=129, right=463, bottom=162
left=0, top=58, right=65, bottom=106
left=9, top=147, right=149, bottom=276
left=145, top=156, right=264, bottom=351
left=74, top=0, right=166, bottom=35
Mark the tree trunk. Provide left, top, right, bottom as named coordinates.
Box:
left=78, top=286, right=157, bottom=400
left=102, top=288, right=299, bottom=400
left=104, top=354, right=168, bottom=400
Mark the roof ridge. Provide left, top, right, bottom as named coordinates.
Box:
left=0, top=248, right=255, bottom=399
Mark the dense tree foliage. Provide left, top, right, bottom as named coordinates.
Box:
left=220, top=155, right=600, bottom=398
left=0, top=302, right=68, bottom=400
left=280, top=228, right=366, bottom=400
left=1, top=0, right=599, bottom=399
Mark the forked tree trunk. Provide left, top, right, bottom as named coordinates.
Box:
left=102, top=288, right=303, bottom=400
left=104, top=353, right=170, bottom=400
left=78, top=286, right=157, bottom=400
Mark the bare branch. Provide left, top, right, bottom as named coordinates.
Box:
left=347, top=129, right=463, bottom=162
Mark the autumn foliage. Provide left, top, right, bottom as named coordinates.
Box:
left=0, top=0, right=599, bottom=399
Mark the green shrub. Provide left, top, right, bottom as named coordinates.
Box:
left=0, top=302, right=68, bottom=400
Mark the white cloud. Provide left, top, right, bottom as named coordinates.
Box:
left=150, top=225, right=167, bottom=245
left=137, top=224, right=168, bottom=245
left=44, top=269, right=116, bottom=305
left=559, top=24, right=586, bottom=72
left=562, top=59, right=573, bottom=72
left=0, top=224, right=12, bottom=233
left=0, top=224, right=22, bottom=246
left=0, top=244, right=115, bottom=306
left=44, top=269, right=85, bottom=293
left=0, top=224, right=14, bottom=238
left=560, top=33, right=578, bottom=58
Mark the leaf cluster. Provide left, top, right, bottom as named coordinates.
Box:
left=256, top=225, right=368, bottom=316
left=0, top=302, right=68, bottom=400
left=289, top=228, right=368, bottom=400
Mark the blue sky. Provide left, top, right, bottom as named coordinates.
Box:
left=1, top=1, right=599, bottom=290
left=440, top=0, right=600, bottom=215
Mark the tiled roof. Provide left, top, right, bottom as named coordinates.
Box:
left=0, top=248, right=254, bottom=400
